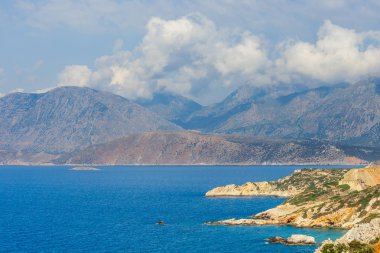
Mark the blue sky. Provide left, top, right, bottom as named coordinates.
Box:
left=1, top=0, right=380, bottom=104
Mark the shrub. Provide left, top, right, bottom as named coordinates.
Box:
left=338, top=184, right=350, bottom=191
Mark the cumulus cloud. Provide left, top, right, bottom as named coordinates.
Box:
left=57, top=15, right=380, bottom=103
left=58, top=65, right=92, bottom=87
left=277, top=20, right=380, bottom=83
left=57, top=14, right=271, bottom=102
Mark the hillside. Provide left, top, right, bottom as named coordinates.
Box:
left=135, top=90, right=203, bottom=126
left=0, top=86, right=180, bottom=155
left=183, top=79, right=380, bottom=147
left=206, top=167, right=380, bottom=229
left=54, top=131, right=367, bottom=165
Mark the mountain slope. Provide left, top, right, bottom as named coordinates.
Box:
left=184, top=84, right=302, bottom=131
left=184, top=79, right=380, bottom=146
left=135, top=90, right=202, bottom=126
left=0, top=86, right=180, bottom=154
left=54, top=131, right=369, bottom=165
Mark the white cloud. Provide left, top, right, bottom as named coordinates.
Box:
left=34, top=87, right=55, bottom=93
left=57, top=14, right=271, bottom=102
left=11, top=88, right=25, bottom=93
left=277, top=20, right=380, bottom=83
left=56, top=16, right=380, bottom=103
left=58, top=65, right=92, bottom=87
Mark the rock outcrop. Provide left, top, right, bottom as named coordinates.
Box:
left=337, top=218, right=380, bottom=244
left=206, top=182, right=299, bottom=197
left=339, top=166, right=380, bottom=191
left=316, top=218, right=380, bottom=253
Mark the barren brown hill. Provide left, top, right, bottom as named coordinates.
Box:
left=55, top=131, right=367, bottom=165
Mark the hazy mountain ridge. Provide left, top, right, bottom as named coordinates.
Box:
left=1, top=81, right=380, bottom=165
left=0, top=86, right=181, bottom=154
left=179, top=79, right=380, bottom=147
left=135, top=90, right=203, bottom=126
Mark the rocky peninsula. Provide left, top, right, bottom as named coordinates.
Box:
left=206, top=164, right=380, bottom=251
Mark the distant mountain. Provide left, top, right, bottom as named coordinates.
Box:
left=183, top=79, right=380, bottom=147
left=135, top=90, right=202, bottom=126
left=183, top=84, right=302, bottom=131
left=54, top=131, right=373, bottom=165
left=0, top=86, right=180, bottom=154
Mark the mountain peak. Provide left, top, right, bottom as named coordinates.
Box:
left=0, top=86, right=180, bottom=154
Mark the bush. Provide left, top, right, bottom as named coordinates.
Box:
left=338, top=184, right=350, bottom=191
left=321, top=241, right=374, bottom=253
left=348, top=240, right=373, bottom=253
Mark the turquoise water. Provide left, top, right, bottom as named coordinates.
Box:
left=0, top=165, right=349, bottom=252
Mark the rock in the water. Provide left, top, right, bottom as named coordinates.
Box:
left=286, top=234, right=316, bottom=245
left=69, top=167, right=100, bottom=171
left=267, top=234, right=315, bottom=245
left=156, top=220, right=165, bottom=225
left=267, top=236, right=287, bottom=244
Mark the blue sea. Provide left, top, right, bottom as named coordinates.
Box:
left=0, top=165, right=351, bottom=253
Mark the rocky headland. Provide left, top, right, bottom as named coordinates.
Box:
left=206, top=165, right=380, bottom=251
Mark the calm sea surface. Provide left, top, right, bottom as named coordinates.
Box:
left=0, top=165, right=353, bottom=253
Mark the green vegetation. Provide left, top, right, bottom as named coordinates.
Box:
left=338, top=184, right=350, bottom=191
left=275, top=168, right=348, bottom=192
left=360, top=213, right=380, bottom=224
left=369, top=237, right=379, bottom=245
left=278, top=168, right=380, bottom=225
left=321, top=241, right=374, bottom=253
left=285, top=169, right=348, bottom=206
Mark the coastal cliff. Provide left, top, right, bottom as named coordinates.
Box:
left=206, top=166, right=380, bottom=229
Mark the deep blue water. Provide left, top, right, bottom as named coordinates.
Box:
left=0, top=165, right=351, bottom=253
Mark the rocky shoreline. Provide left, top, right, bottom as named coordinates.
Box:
left=316, top=218, right=380, bottom=252
left=206, top=164, right=380, bottom=251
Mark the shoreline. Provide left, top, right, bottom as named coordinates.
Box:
left=0, top=163, right=363, bottom=167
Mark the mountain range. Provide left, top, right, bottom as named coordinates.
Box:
left=180, top=79, right=380, bottom=147
left=1, top=79, right=379, bottom=165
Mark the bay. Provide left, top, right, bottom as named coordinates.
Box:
left=0, top=165, right=351, bottom=252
